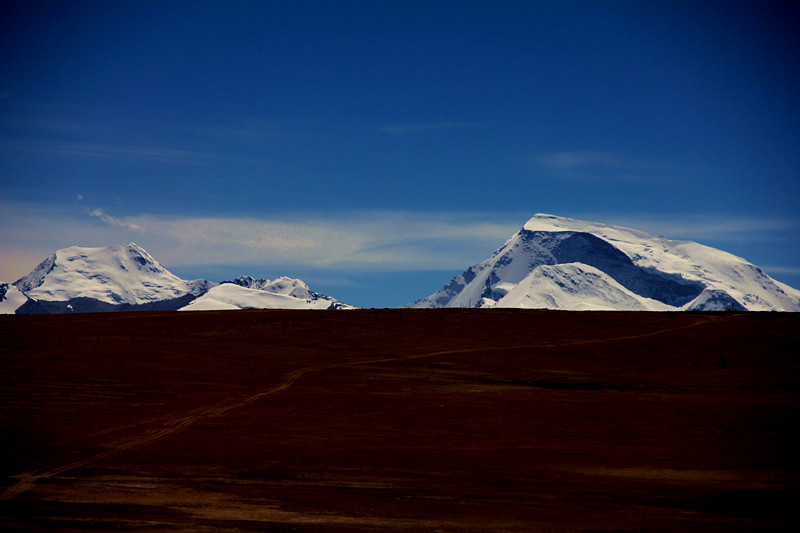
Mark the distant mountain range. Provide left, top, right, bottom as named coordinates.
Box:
left=181, top=276, right=354, bottom=311
left=3, top=214, right=799, bottom=313
left=406, top=214, right=800, bottom=312
left=1, top=243, right=354, bottom=314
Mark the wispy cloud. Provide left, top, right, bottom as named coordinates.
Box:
left=89, top=209, right=144, bottom=233
left=592, top=213, right=800, bottom=243
left=379, top=121, right=479, bottom=135
left=535, top=150, right=623, bottom=169
left=760, top=266, right=800, bottom=276
left=0, top=202, right=523, bottom=280
left=532, top=150, right=662, bottom=181
left=1, top=139, right=227, bottom=165
left=3, top=202, right=798, bottom=289
left=189, top=118, right=288, bottom=142
left=115, top=210, right=521, bottom=272
left=0, top=110, right=246, bottom=165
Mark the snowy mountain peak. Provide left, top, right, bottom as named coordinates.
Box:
left=219, top=275, right=353, bottom=309
left=408, top=214, right=800, bottom=312
left=224, top=275, right=266, bottom=289
left=222, top=275, right=311, bottom=298
left=13, top=243, right=197, bottom=306
left=13, top=253, right=56, bottom=294
left=120, top=242, right=167, bottom=274
left=179, top=282, right=355, bottom=311
left=523, top=213, right=663, bottom=242
left=262, top=277, right=313, bottom=300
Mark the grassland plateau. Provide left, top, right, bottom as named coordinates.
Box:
left=1, top=309, right=798, bottom=531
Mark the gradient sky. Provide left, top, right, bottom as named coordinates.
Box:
left=2, top=0, right=799, bottom=308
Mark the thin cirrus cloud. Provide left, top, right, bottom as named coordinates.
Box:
left=759, top=266, right=800, bottom=276
left=595, top=214, right=800, bottom=243
left=95, top=209, right=800, bottom=257
left=0, top=111, right=237, bottom=165
left=3, top=201, right=798, bottom=286
left=88, top=209, right=144, bottom=233
left=379, top=121, right=480, bottom=135
left=0, top=201, right=522, bottom=280
left=532, top=150, right=661, bottom=180
left=536, top=150, right=627, bottom=170
left=2, top=138, right=229, bottom=165
left=114, top=211, right=521, bottom=272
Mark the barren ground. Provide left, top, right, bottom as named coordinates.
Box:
left=0, top=309, right=798, bottom=531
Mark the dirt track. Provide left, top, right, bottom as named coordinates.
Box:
left=1, top=310, right=798, bottom=531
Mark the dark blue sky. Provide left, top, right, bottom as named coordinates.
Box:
left=2, top=1, right=799, bottom=307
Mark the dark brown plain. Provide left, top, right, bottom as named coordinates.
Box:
left=1, top=309, right=798, bottom=531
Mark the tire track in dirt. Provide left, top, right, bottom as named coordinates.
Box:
left=0, top=314, right=720, bottom=501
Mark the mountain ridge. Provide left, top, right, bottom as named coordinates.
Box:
left=3, top=243, right=354, bottom=313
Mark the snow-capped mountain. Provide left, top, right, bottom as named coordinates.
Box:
left=4, top=243, right=355, bottom=313
left=223, top=275, right=320, bottom=300
left=13, top=243, right=208, bottom=308
left=218, top=276, right=355, bottom=309
left=407, top=214, right=800, bottom=312
left=178, top=283, right=354, bottom=311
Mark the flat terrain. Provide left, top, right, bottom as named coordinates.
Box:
left=0, top=309, right=798, bottom=531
